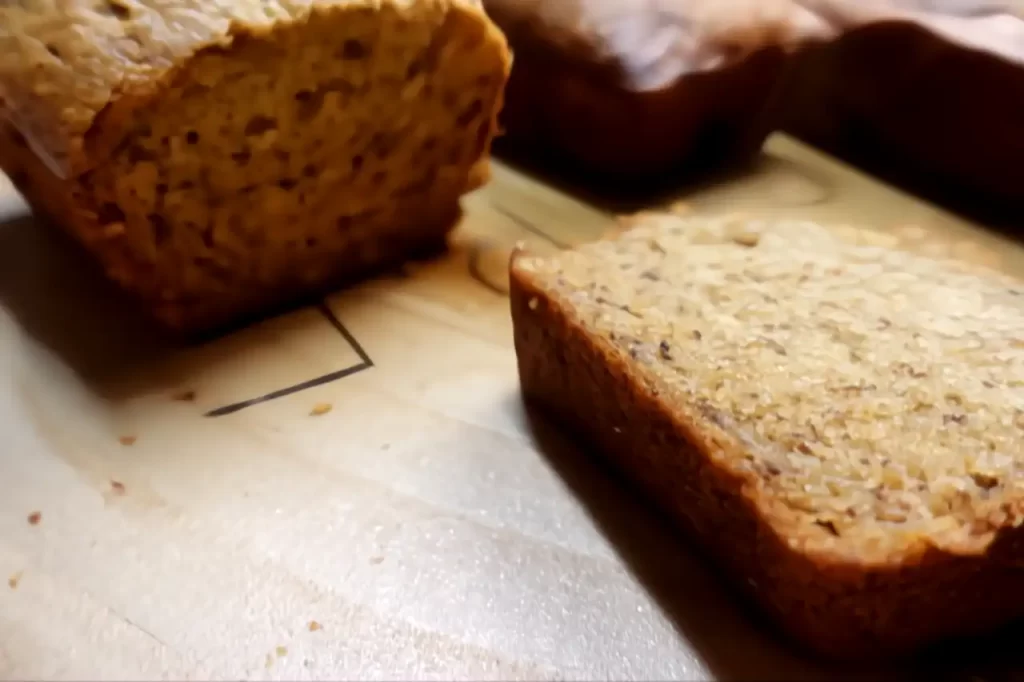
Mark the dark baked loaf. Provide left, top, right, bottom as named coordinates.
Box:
left=779, top=3, right=1024, bottom=222
left=510, top=210, right=1024, bottom=660
left=482, top=0, right=821, bottom=177
left=485, top=0, right=1024, bottom=212
left=0, top=0, right=510, bottom=334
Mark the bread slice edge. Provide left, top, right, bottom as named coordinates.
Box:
left=508, top=248, right=1024, bottom=660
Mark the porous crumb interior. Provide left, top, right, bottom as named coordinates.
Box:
left=80, top=2, right=505, bottom=315
left=518, top=213, right=1024, bottom=554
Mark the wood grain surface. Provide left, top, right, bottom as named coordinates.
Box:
left=0, top=135, right=1021, bottom=681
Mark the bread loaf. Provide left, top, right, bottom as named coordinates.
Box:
left=0, top=0, right=510, bottom=333
left=485, top=0, right=1024, bottom=214
left=780, top=3, right=1024, bottom=223
left=482, top=0, right=819, bottom=177
left=510, top=211, right=1024, bottom=659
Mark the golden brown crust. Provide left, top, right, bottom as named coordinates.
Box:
left=508, top=221, right=1024, bottom=660
left=1, top=0, right=265, bottom=177
left=0, top=0, right=510, bottom=334
left=3, top=0, right=503, bottom=176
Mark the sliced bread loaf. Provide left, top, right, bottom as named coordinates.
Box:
left=510, top=211, right=1024, bottom=659
left=0, top=0, right=510, bottom=334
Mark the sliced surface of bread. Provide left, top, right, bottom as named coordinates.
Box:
left=510, top=212, right=1024, bottom=659
left=0, top=0, right=510, bottom=334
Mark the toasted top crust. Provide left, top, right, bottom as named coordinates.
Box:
left=513, top=213, right=1024, bottom=565
left=0, top=0, right=489, bottom=178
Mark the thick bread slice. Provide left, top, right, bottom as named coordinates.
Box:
left=0, top=0, right=510, bottom=334
left=509, top=212, right=1024, bottom=660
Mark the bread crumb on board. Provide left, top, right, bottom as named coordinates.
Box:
left=26, top=511, right=41, bottom=526
left=8, top=571, right=22, bottom=589
left=310, top=403, right=333, bottom=416
left=110, top=480, right=126, bottom=495
left=119, top=435, right=137, bottom=446
left=308, top=620, right=322, bottom=632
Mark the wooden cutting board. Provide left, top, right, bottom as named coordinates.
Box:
left=0, top=135, right=1020, bottom=681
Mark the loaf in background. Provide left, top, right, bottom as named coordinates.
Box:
left=510, top=211, right=1024, bottom=660
left=0, top=0, right=511, bottom=334
left=484, top=0, right=1024, bottom=217
left=483, top=0, right=821, bottom=178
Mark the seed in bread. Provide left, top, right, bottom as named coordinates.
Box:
left=510, top=211, right=1024, bottom=660
left=0, top=0, right=511, bottom=333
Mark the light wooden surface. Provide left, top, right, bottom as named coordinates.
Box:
left=1, top=135, right=1021, bottom=681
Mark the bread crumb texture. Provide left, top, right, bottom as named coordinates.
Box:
left=309, top=402, right=332, bottom=416
left=515, top=213, right=1024, bottom=562
left=0, top=0, right=509, bottom=331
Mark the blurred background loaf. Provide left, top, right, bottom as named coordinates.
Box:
left=779, top=3, right=1024, bottom=226
left=482, top=0, right=813, bottom=179
left=484, top=0, right=1024, bottom=222
left=0, top=0, right=511, bottom=334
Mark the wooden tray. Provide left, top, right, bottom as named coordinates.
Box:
left=1, top=135, right=1020, bottom=680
